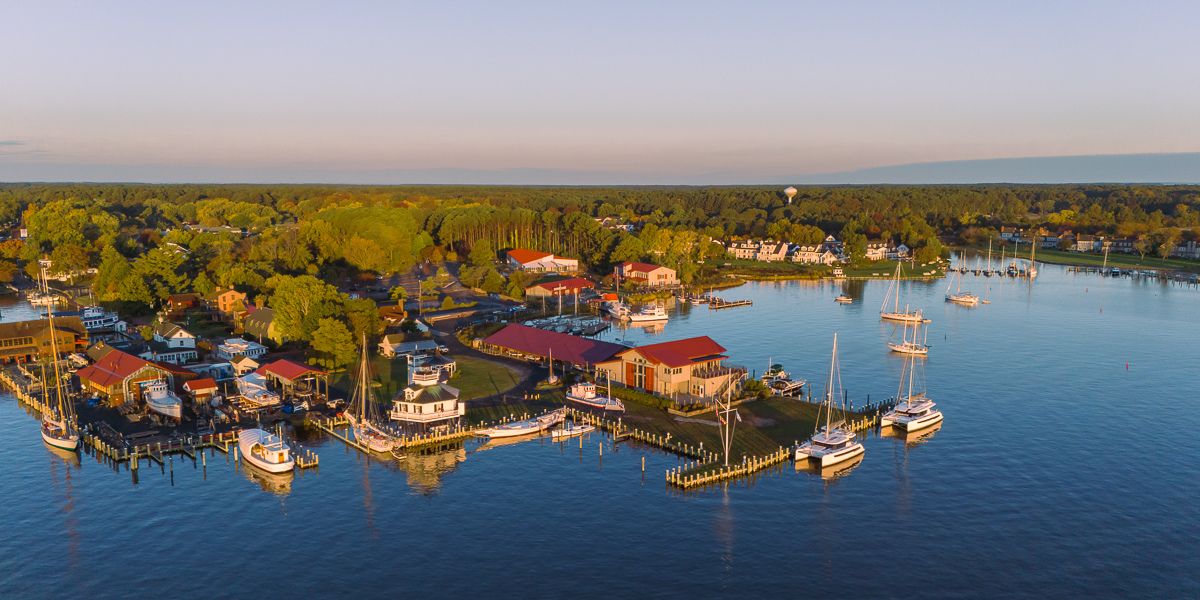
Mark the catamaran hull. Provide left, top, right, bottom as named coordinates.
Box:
left=795, top=442, right=865, bottom=467
left=883, top=411, right=944, bottom=432
left=42, top=430, right=79, bottom=451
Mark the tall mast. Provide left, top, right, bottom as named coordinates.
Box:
left=43, top=264, right=70, bottom=423
left=894, top=261, right=901, bottom=313
left=826, top=333, right=837, bottom=433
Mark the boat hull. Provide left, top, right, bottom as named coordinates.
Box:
left=41, top=429, right=80, bottom=451
left=887, top=343, right=928, bottom=355
left=795, top=441, right=865, bottom=467
left=566, top=394, right=625, bottom=412
left=880, top=312, right=924, bottom=323
left=238, top=429, right=296, bottom=473
left=146, top=399, right=182, bottom=419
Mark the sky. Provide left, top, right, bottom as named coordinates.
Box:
left=2, top=0, right=1199, bottom=184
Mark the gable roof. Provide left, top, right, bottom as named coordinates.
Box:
left=507, top=249, right=552, bottom=264
left=154, top=321, right=191, bottom=338
left=620, top=261, right=670, bottom=274
left=184, top=378, right=218, bottom=392
left=255, top=359, right=327, bottom=383
left=243, top=307, right=277, bottom=337
left=397, top=382, right=460, bottom=404
left=78, top=349, right=163, bottom=388
left=527, top=277, right=594, bottom=293
left=616, top=336, right=727, bottom=368
left=482, top=325, right=624, bottom=367
left=0, top=316, right=87, bottom=341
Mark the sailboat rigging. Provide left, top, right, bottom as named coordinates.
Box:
left=39, top=263, right=79, bottom=451
left=794, top=333, right=865, bottom=467
left=880, top=261, right=926, bottom=323
left=346, top=334, right=396, bottom=453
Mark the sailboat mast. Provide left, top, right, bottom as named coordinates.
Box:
left=826, top=334, right=838, bottom=432
left=44, top=265, right=69, bottom=421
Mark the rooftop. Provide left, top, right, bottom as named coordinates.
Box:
left=482, top=324, right=624, bottom=367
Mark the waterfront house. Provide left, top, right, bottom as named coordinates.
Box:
left=389, top=372, right=463, bottom=426
left=756, top=241, right=789, bottom=262
left=0, top=317, right=88, bottom=364
left=524, top=276, right=596, bottom=298
left=1073, top=234, right=1096, bottom=252
left=615, top=261, right=677, bottom=286
left=75, top=350, right=174, bottom=404
left=886, top=243, right=910, bottom=260
left=727, top=240, right=759, bottom=260
left=821, top=235, right=844, bottom=255
left=137, top=340, right=198, bottom=365
left=506, top=249, right=579, bottom=273
left=1000, top=226, right=1023, bottom=241
left=594, top=337, right=745, bottom=400
left=214, top=338, right=268, bottom=360
left=865, top=242, right=889, bottom=261
left=789, top=243, right=823, bottom=264
left=243, top=307, right=286, bottom=345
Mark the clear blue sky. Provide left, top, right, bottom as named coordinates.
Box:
left=1, top=0, right=1198, bottom=183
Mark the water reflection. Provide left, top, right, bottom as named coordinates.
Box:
left=242, top=462, right=295, bottom=496
left=882, top=420, right=943, bottom=450
left=397, top=445, right=468, bottom=496
left=45, top=441, right=82, bottom=468
left=795, top=453, right=865, bottom=484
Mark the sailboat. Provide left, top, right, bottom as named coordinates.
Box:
left=887, top=321, right=930, bottom=355
left=346, top=335, right=396, bottom=453
left=880, top=351, right=943, bottom=431
left=982, top=240, right=993, bottom=304
left=794, top=334, right=865, bottom=467
left=1028, top=236, right=1039, bottom=278
left=945, top=259, right=979, bottom=305
left=39, top=264, right=79, bottom=452
left=880, top=261, right=925, bottom=323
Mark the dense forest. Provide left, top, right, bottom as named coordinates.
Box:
left=1, top=182, right=1197, bottom=362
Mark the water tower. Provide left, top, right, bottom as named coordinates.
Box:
left=783, top=186, right=797, bottom=205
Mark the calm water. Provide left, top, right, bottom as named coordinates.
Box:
left=3, top=264, right=1199, bottom=599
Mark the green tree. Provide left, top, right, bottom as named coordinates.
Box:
left=481, top=269, right=506, bottom=294
left=193, top=271, right=216, bottom=295
left=311, top=318, right=356, bottom=370
left=468, top=239, right=494, bottom=267
left=119, top=275, right=156, bottom=307
left=389, top=285, right=408, bottom=302
left=609, top=235, right=645, bottom=264
left=267, top=274, right=345, bottom=342
left=344, top=298, right=383, bottom=340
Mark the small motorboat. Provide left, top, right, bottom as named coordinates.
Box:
left=551, top=423, right=595, bottom=440
left=478, top=409, right=565, bottom=438
left=627, top=304, right=668, bottom=322
left=565, top=382, right=624, bottom=412
left=238, top=428, right=295, bottom=473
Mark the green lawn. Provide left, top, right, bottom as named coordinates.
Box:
left=328, top=354, right=408, bottom=404
left=450, top=356, right=522, bottom=401
left=840, top=260, right=944, bottom=279
left=958, top=243, right=1200, bottom=274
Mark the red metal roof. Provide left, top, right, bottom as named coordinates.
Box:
left=255, top=359, right=327, bottom=382
left=528, top=277, right=594, bottom=293
left=619, top=261, right=668, bottom=274
left=482, top=325, right=624, bottom=367
left=76, top=365, right=122, bottom=388
left=184, top=378, right=217, bottom=392
left=616, top=337, right=727, bottom=368
left=78, top=350, right=160, bottom=388
left=507, top=248, right=552, bottom=264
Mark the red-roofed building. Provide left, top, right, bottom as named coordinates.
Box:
left=255, top=360, right=330, bottom=399
left=507, top=249, right=579, bottom=273
left=76, top=350, right=174, bottom=404
left=596, top=337, right=744, bottom=399
left=615, top=262, right=677, bottom=287
left=479, top=325, right=624, bottom=368
left=184, top=378, right=219, bottom=401
left=524, top=277, right=595, bottom=299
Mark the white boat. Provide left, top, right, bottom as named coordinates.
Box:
left=945, top=264, right=979, bottom=305
left=880, top=261, right=925, bottom=323
left=141, top=379, right=183, bottom=419
left=478, top=409, right=565, bottom=438
left=887, top=322, right=930, bottom=355
left=551, top=423, right=595, bottom=440
left=795, top=333, right=865, bottom=468
left=346, top=335, right=396, bottom=453
left=565, top=379, right=624, bottom=412
left=606, top=301, right=632, bottom=320
left=236, top=373, right=280, bottom=407
left=880, top=351, right=943, bottom=432
left=835, top=295, right=853, bottom=304
left=238, top=428, right=295, bottom=473
left=41, top=415, right=79, bottom=451
left=627, top=303, right=668, bottom=322
left=37, top=263, right=79, bottom=452
left=762, top=362, right=805, bottom=396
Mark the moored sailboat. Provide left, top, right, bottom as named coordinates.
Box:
left=880, top=351, right=943, bottom=432
left=887, top=322, right=930, bottom=356
left=346, top=335, right=396, bottom=453
left=880, top=261, right=925, bottom=323
left=38, top=264, right=79, bottom=452
left=794, top=334, right=864, bottom=468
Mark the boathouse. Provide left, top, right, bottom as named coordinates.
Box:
left=254, top=360, right=330, bottom=400
left=479, top=324, right=623, bottom=369
left=524, top=276, right=595, bottom=298
left=75, top=350, right=173, bottom=404
left=594, top=337, right=745, bottom=400
left=506, top=249, right=579, bottom=273
left=0, top=317, right=88, bottom=364
left=183, top=378, right=219, bottom=402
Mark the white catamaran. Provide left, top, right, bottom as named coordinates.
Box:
left=346, top=335, right=396, bottom=453
left=880, top=261, right=925, bottom=323
left=39, top=264, right=79, bottom=452
left=880, top=350, right=944, bottom=432
left=794, top=334, right=865, bottom=467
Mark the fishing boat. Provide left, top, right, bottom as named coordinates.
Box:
left=478, top=409, right=565, bottom=438
left=627, top=303, right=668, bottom=322
left=140, top=379, right=183, bottom=419
left=880, top=261, right=925, bottom=323
left=238, top=428, right=296, bottom=473
left=835, top=295, right=853, bottom=304
left=795, top=333, right=865, bottom=467
left=880, top=351, right=943, bottom=432
left=551, top=422, right=595, bottom=440
left=887, top=322, right=930, bottom=356
left=945, top=264, right=979, bottom=305
left=565, top=378, right=624, bottom=412
left=38, top=264, right=79, bottom=452
left=346, top=335, right=396, bottom=453
left=762, top=361, right=805, bottom=396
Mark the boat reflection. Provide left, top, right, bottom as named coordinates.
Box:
left=795, top=452, right=864, bottom=483
left=45, top=441, right=82, bottom=467
left=883, top=419, right=943, bottom=450
left=242, top=462, right=295, bottom=495
left=397, top=445, right=468, bottom=495
left=475, top=431, right=548, bottom=451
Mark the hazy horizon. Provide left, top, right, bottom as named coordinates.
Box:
left=3, top=1, right=1198, bottom=183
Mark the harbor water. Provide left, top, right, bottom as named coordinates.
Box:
left=2, top=264, right=1199, bottom=598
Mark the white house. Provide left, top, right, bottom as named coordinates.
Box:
left=389, top=366, right=464, bottom=426
left=756, top=241, right=789, bottom=262
left=506, top=249, right=579, bottom=273
left=215, top=338, right=268, bottom=360
left=885, top=244, right=910, bottom=260
left=153, top=322, right=197, bottom=349
left=615, top=261, right=677, bottom=286
left=727, top=241, right=759, bottom=260
left=378, top=336, right=441, bottom=358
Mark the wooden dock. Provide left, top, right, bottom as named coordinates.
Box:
left=708, top=298, right=753, bottom=310
left=667, top=447, right=791, bottom=489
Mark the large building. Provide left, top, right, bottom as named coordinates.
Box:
left=244, top=307, right=286, bottom=345
left=615, top=262, right=677, bottom=286
left=479, top=324, right=624, bottom=369
left=0, top=317, right=88, bottom=364
left=524, top=277, right=595, bottom=298
left=76, top=350, right=174, bottom=403
left=595, top=336, right=744, bottom=400
left=506, top=249, right=579, bottom=273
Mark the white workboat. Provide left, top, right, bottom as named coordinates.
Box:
left=880, top=352, right=943, bottom=432
left=627, top=303, right=668, bottom=322
left=238, top=428, right=295, bottom=473
left=880, top=261, right=925, bottom=323
left=565, top=381, right=624, bottom=412
left=551, top=422, right=595, bottom=440
left=795, top=333, right=865, bottom=468
left=141, top=379, right=183, bottom=419
left=478, top=409, right=565, bottom=438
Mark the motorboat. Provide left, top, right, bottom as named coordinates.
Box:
left=141, top=379, right=183, bottom=419
left=238, top=428, right=295, bottom=473
left=795, top=333, right=865, bottom=468
left=762, top=362, right=805, bottom=396
left=627, top=303, right=668, bottom=322
left=478, top=409, right=565, bottom=438
left=606, top=301, right=632, bottom=320
left=565, top=381, right=624, bottom=412
left=551, top=422, right=595, bottom=440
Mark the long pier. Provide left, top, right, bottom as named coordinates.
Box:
left=708, top=298, right=753, bottom=310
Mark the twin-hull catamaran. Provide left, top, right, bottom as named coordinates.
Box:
left=880, top=351, right=944, bottom=432
left=794, top=334, right=865, bottom=468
